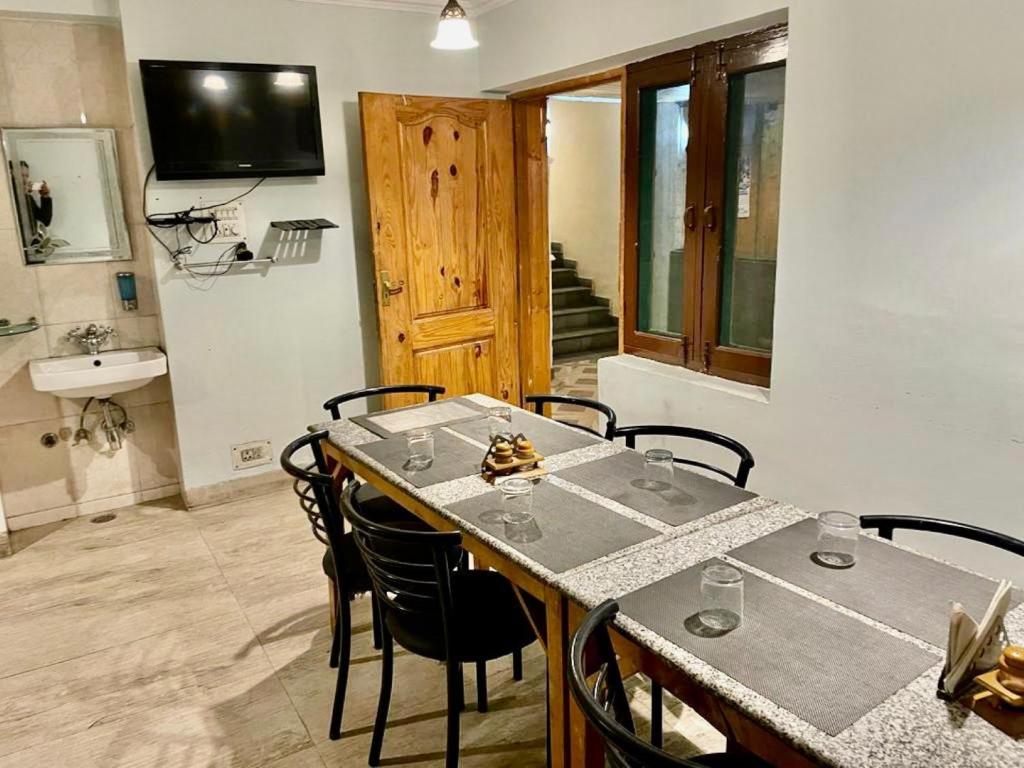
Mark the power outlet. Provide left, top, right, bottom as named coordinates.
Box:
left=195, top=199, right=248, bottom=243
left=232, top=439, right=272, bottom=470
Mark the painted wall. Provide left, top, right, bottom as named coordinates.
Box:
left=484, top=0, right=1024, bottom=583
left=117, top=0, right=482, bottom=499
left=0, top=15, right=177, bottom=534
left=547, top=98, right=621, bottom=317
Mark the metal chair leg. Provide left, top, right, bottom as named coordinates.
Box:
left=328, top=591, right=352, bottom=740
left=446, top=659, right=462, bottom=768
left=476, top=659, right=488, bottom=713
left=512, top=647, right=523, bottom=681
left=651, top=680, right=663, bottom=749
left=368, top=624, right=394, bottom=765
left=370, top=592, right=383, bottom=651
left=328, top=582, right=340, bottom=669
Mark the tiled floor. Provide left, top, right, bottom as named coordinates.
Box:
left=0, top=488, right=722, bottom=767
left=550, top=354, right=603, bottom=433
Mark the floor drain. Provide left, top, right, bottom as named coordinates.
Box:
left=91, top=513, right=117, bottom=524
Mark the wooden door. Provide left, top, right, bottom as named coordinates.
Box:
left=360, top=93, right=520, bottom=408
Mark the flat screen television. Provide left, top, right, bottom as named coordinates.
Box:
left=139, top=60, right=325, bottom=181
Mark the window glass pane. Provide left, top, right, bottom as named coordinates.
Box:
left=636, top=83, right=689, bottom=338
left=720, top=65, right=785, bottom=353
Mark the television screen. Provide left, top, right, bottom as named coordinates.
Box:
left=140, top=60, right=325, bottom=181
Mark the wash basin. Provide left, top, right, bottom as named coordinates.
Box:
left=29, top=347, right=167, bottom=399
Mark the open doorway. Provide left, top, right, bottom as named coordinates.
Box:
left=543, top=79, right=623, bottom=430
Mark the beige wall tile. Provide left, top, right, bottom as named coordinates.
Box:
left=0, top=20, right=84, bottom=126
left=111, top=229, right=158, bottom=317
left=36, top=261, right=118, bottom=323
left=0, top=329, right=59, bottom=428
left=72, top=23, right=131, bottom=129
left=128, top=401, right=179, bottom=490
left=0, top=146, right=16, bottom=230
left=0, top=229, right=40, bottom=321
left=115, top=314, right=161, bottom=348
left=43, top=318, right=119, bottom=357
left=0, top=417, right=77, bottom=517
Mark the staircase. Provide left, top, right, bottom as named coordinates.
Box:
left=550, top=242, right=618, bottom=360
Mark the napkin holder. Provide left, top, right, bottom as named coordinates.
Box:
left=481, top=432, right=546, bottom=483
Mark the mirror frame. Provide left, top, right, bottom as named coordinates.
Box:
left=2, top=127, right=132, bottom=266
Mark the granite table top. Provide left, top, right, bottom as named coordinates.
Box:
left=312, top=393, right=1024, bottom=768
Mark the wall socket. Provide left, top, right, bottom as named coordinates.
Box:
left=195, top=199, right=248, bottom=243
left=232, top=439, right=272, bottom=470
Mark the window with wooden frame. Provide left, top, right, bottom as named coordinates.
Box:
left=623, top=24, right=787, bottom=387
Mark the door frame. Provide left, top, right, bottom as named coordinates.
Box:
left=509, top=68, right=626, bottom=401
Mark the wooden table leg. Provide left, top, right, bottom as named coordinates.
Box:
left=545, top=585, right=569, bottom=768
left=568, top=601, right=604, bottom=768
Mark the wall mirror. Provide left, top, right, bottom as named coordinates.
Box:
left=2, top=127, right=131, bottom=265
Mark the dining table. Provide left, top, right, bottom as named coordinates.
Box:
left=313, top=392, right=1024, bottom=768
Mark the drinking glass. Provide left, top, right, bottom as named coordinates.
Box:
left=699, top=563, right=743, bottom=632
left=488, top=406, right=513, bottom=440
left=815, top=510, right=859, bottom=568
left=499, top=477, right=540, bottom=542
left=641, top=448, right=674, bottom=491
left=406, top=428, right=434, bottom=470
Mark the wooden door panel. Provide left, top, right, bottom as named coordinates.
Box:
left=398, top=112, right=487, bottom=316
left=414, top=339, right=497, bottom=399
left=361, top=93, right=520, bottom=407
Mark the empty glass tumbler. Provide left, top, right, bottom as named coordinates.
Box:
left=499, top=477, right=540, bottom=542
left=699, top=563, right=744, bottom=632
left=642, top=448, right=675, bottom=491
left=815, top=510, right=859, bottom=568
left=406, top=429, right=434, bottom=470
left=488, top=406, right=513, bottom=440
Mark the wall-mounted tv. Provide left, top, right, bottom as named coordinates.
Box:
left=140, top=60, right=325, bottom=181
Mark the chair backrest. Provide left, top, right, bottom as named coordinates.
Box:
left=280, top=431, right=350, bottom=581
left=323, top=384, right=445, bottom=420
left=342, top=481, right=464, bottom=655
left=613, top=425, right=755, bottom=487
left=525, top=394, right=618, bottom=441
left=569, top=600, right=732, bottom=768
left=860, top=515, right=1024, bottom=557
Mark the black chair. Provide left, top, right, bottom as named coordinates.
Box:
left=282, top=431, right=430, bottom=741
left=569, top=599, right=771, bottom=768
left=860, top=515, right=1024, bottom=557
left=525, top=393, right=618, bottom=440
left=613, top=425, right=755, bottom=488
left=343, top=481, right=539, bottom=768
left=323, top=383, right=445, bottom=420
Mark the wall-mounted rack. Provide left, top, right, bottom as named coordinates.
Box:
left=0, top=317, right=40, bottom=337
left=270, top=218, right=338, bottom=231
left=173, top=256, right=277, bottom=271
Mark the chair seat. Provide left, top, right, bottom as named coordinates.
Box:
left=386, top=569, right=537, bottom=662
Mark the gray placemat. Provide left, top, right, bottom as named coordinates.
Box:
left=354, top=431, right=484, bottom=488
left=617, top=559, right=940, bottom=736
left=446, top=480, right=658, bottom=573
left=447, top=409, right=601, bottom=454
left=350, top=397, right=488, bottom=438
left=728, top=519, right=1021, bottom=647
left=554, top=451, right=756, bottom=526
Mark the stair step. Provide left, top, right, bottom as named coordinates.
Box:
left=553, top=325, right=619, bottom=341
left=551, top=285, right=593, bottom=309
left=553, top=305, right=614, bottom=333
left=551, top=266, right=581, bottom=288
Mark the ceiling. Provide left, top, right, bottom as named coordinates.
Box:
left=293, top=0, right=517, bottom=15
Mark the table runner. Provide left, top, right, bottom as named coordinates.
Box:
left=447, top=408, right=601, bottom=455
left=616, top=558, right=939, bottom=736
left=554, top=451, right=756, bottom=526
left=446, top=480, right=659, bottom=573
left=350, top=397, right=487, bottom=438
left=354, top=431, right=484, bottom=488
left=728, top=519, right=1021, bottom=647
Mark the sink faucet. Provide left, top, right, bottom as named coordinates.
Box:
left=65, top=324, right=117, bottom=355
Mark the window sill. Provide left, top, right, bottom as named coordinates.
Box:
left=601, top=354, right=771, bottom=405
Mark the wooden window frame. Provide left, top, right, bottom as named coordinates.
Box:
left=623, top=24, right=788, bottom=387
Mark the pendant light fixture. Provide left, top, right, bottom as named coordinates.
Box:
left=431, top=0, right=478, bottom=50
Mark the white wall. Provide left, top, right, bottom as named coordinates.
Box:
left=117, top=0, right=481, bottom=495
left=0, top=0, right=117, bottom=17
left=547, top=98, right=621, bottom=316
left=484, top=0, right=1024, bottom=583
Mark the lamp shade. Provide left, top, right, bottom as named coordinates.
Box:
left=431, top=0, right=478, bottom=50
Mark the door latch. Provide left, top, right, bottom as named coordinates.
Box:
left=379, top=270, right=404, bottom=306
